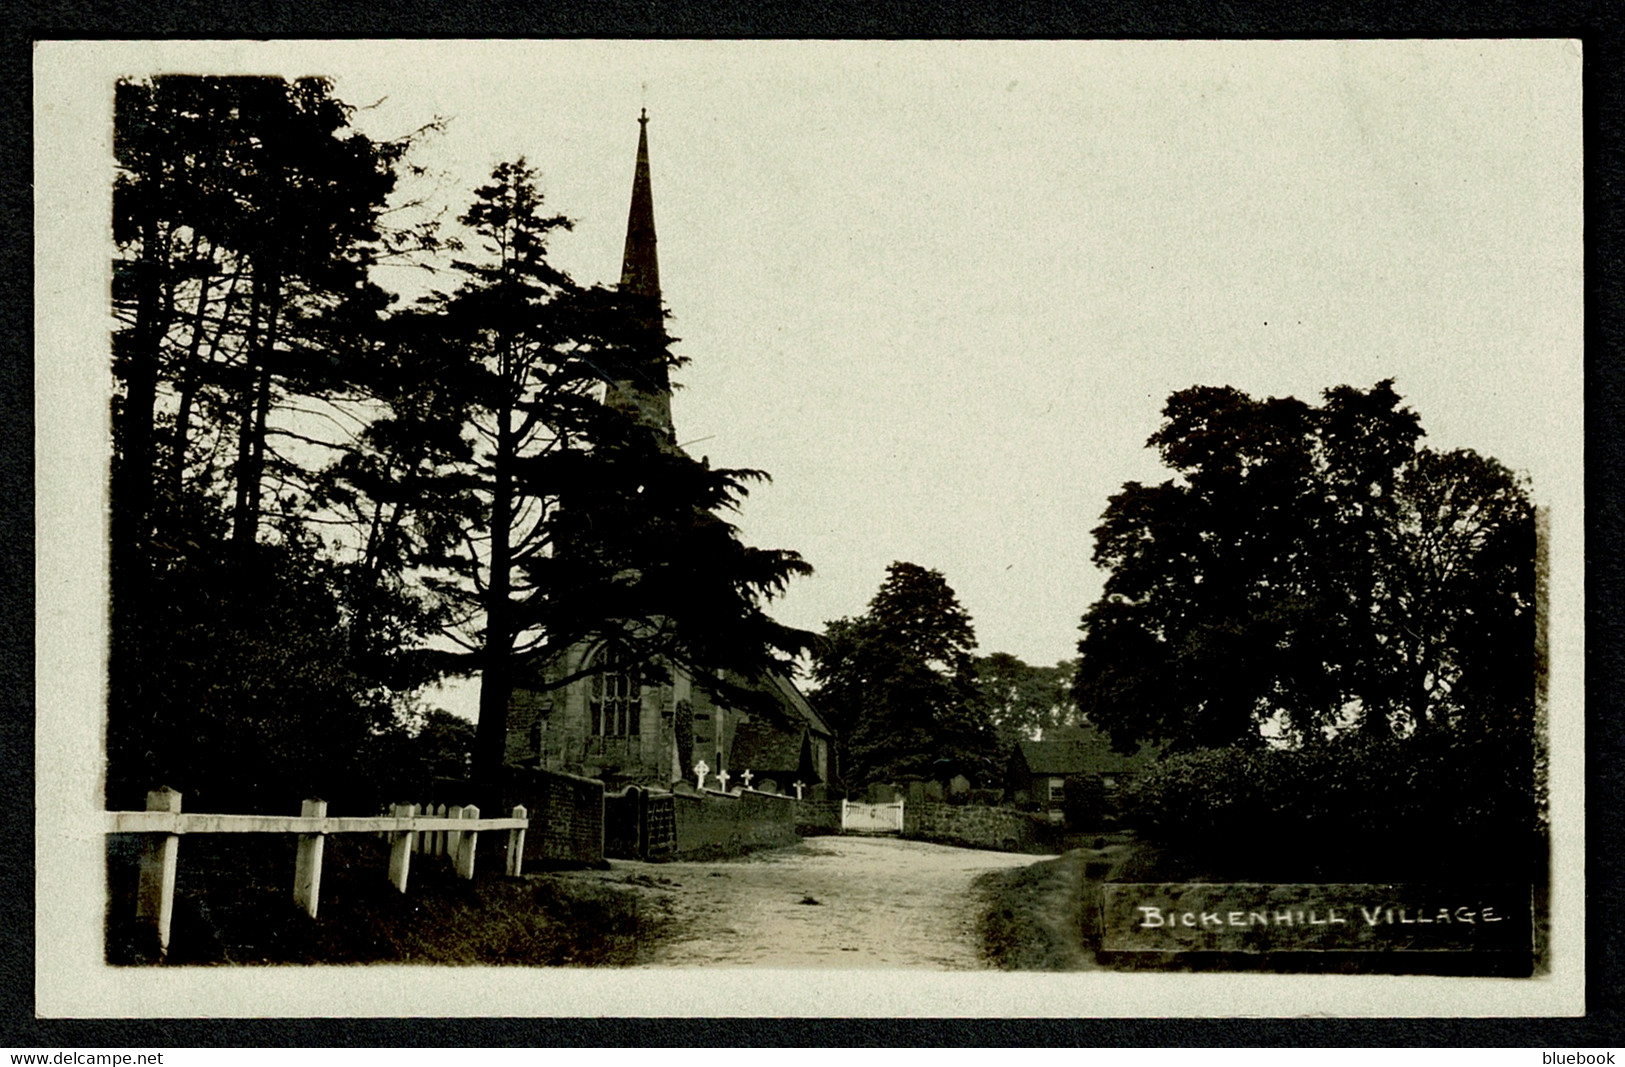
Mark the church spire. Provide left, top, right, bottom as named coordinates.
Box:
left=608, top=108, right=674, bottom=437
left=620, top=108, right=660, bottom=301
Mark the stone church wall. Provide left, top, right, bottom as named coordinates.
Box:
left=506, top=649, right=689, bottom=785
left=666, top=787, right=798, bottom=859
left=793, top=799, right=842, bottom=836
left=902, top=802, right=1057, bottom=854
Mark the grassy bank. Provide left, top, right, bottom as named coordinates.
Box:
left=977, top=837, right=1543, bottom=976
left=107, top=834, right=659, bottom=966
left=977, top=842, right=1132, bottom=971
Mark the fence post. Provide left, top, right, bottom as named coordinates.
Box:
left=456, top=804, right=480, bottom=880
left=292, top=798, right=327, bottom=918
left=388, top=803, right=415, bottom=893
left=506, top=805, right=527, bottom=877
left=135, top=787, right=182, bottom=957
left=446, top=804, right=464, bottom=861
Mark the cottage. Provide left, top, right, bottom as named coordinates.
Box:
left=1005, top=727, right=1158, bottom=818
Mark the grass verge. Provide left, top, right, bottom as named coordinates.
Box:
left=107, top=833, right=660, bottom=966
left=977, top=844, right=1129, bottom=970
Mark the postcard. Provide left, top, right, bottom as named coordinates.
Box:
left=33, top=38, right=1585, bottom=1017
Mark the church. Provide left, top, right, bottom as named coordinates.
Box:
left=502, top=112, right=833, bottom=797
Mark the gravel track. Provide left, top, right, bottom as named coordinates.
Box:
left=550, top=835, right=1048, bottom=968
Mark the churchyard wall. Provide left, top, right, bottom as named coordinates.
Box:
left=794, top=799, right=843, bottom=836
left=902, top=801, right=1057, bottom=854
left=671, top=787, right=799, bottom=858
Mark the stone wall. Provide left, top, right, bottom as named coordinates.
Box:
left=794, top=799, right=842, bottom=836
left=501, top=767, right=605, bottom=866
left=670, top=787, right=798, bottom=859
left=607, top=787, right=822, bottom=859
left=505, top=645, right=687, bottom=784
left=902, top=802, right=1057, bottom=854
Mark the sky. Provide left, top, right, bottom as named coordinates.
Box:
left=56, top=39, right=1586, bottom=704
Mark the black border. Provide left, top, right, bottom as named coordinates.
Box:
left=6, top=0, right=1622, bottom=1048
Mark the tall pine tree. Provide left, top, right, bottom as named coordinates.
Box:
left=402, top=161, right=813, bottom=794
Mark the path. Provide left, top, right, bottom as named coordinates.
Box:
left=546, top=835, right=1048, bottom=968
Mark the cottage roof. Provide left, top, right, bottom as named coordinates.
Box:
left=1014, top=732, right=1156, bottom=777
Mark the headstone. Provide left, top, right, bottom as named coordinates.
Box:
left=693, top=759, right=710, bottom=790
left=741, top=770, right=754, bottom=789
left=717, top=768, right=731, bottom=792
left=793, top=780, right=805, bottom=800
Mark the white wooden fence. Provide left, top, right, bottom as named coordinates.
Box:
left=840, top=798, right=905, bottom=834
left=105, top=788, right=528, bottom=957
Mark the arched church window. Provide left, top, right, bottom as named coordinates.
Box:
left=589, top=647, right=641, bottom=737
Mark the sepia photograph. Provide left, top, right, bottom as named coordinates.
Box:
left=33, top=38, right=1584, bottom=1017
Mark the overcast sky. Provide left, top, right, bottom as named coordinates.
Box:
left=56, top=40, right=1585, bottom=700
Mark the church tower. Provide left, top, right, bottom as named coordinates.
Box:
left=502, top=111, right=834, bottom=799
left=606, top=108, right=675, bottom=439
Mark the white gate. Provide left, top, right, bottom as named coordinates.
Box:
left=840, top=798, right=904, bottom=834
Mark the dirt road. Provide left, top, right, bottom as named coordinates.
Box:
left=548, top=835, right=1048, bottom=968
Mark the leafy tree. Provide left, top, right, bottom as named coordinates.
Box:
left=975, top=653, right=1079, bottom=751
left=410, top=708, right=477, bottom=783
left=812, top=562, right=996, bottom=788
left=1074, top=381, right=1534, bottom=754
left=1120, top=738, right=1540, bottom=881
left=105, top=522, right=414, bottom=814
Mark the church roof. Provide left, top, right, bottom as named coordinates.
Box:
left=758, top=670, right=833, bottom=738
left=729, top=718, right=809, bottom=777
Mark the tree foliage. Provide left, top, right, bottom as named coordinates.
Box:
left=106, top=85, right=813, bottom=812
left=380, top=160, right=814, bottom=789
left=1120, top=737, right=1540, bottom=880
left=108, top=76, right=432, bottom=810
left=812, top=562, right=996, bottom=789
left=1073, top=381, right=1540, bottom=878
left=1059, top=773, right=1110, bottom=831
left=1074, top=381, right=1535, bottom=753
left=974, top=653, right=1079, bottom=751
left=112, top=76, right=418, bottom=564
